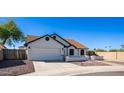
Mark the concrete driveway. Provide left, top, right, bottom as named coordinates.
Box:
left=23, top=61, right=124, bottom=76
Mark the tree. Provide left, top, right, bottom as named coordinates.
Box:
left=0, top=20, right=25, bottom=47
left=86, top=50, right=97, bottom=56
left=95, top=48, right=107, bottom=52
left=109, top=49, right=124, bottom=52
left=109, top=49, right=118, bottom=52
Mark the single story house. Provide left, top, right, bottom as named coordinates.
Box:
left=24, top=34, right=88, bottom=61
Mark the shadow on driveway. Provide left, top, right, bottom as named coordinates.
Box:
left=0, top=60, right=26, bottom=68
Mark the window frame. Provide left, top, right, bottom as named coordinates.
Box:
left=69, top=49, right=74, bottom=56
left=45, top=37, right=50, bottom=41
left=80, top=49, right=84, bottom=55
left=53, top=35, right=56, bottom=39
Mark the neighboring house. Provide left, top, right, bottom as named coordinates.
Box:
left=19, top=46, right=27, bottom=50
left=0, top=44, right=6, bottom=50
left=24, top=34, right=88, bottom=61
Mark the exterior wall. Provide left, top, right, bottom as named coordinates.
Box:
left=0, top=50, right=3, bottom=61
left=51, top=35, right=70, bottom=46
left=117, top=52, right=124, bottom=60
left=28, top=36, right=64, bottom=48
left=27, top=36, right=64, bottom=60
left=64, top=48, right=68, bottom=56
left=96, top=52, right=124, bottom=60
left=84, top=49, right=87, bottom=55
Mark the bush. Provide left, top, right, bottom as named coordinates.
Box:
left=95, top=49, right=107, bottom=52
left=109, top=49, right=124, bottom=52
left=86, top=50, right=97, bottom=56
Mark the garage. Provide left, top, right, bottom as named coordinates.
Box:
left=25, top=35, right=65, bottom=61
left=28, top=47, right=63, bottom=61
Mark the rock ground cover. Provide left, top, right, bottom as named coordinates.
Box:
left=0, top=60, right=35, bottom=76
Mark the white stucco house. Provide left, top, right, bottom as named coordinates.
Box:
left=24, top=34, right=88, bottom=61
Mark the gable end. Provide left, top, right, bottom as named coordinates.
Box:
left=24, top=34, right=66, bottom=47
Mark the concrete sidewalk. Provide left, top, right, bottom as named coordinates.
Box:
left=23, top=61, right=124, bottom=76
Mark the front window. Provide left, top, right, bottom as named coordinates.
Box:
left=80, top=49, right=84, bottom=55
left=69, top=49, right=74, bottom=55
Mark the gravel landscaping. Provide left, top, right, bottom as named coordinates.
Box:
left=72, top=61, right=111, bottom=66
left=0, top=60, right=35, bottom=76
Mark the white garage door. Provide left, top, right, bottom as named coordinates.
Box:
left=30, top=48, right=63, bottom=61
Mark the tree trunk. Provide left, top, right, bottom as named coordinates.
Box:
left=2, top=38, right=7, bottom=45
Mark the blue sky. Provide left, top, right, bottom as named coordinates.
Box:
left=0, top=17, right=124, bottom=50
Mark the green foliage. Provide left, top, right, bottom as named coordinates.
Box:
left=86, top=50, right=97, bottom=56
left=119, top=49, right=124, bottom=52
left=0, top=20, right=25, bottom=47
left=109, top=49, right=124, bottom=52
left=95, top=48, right=107, bottom=52
left=109, top=49, right=118, bottom=52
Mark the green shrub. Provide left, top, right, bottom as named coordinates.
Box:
left=86, top=50, right=97, bottom=56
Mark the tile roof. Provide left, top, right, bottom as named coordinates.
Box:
left=26, top=35, right=88, bottom=49
left=26, top=35, right=40, bottom=43
left=66, top=39, right=88, bottom=49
